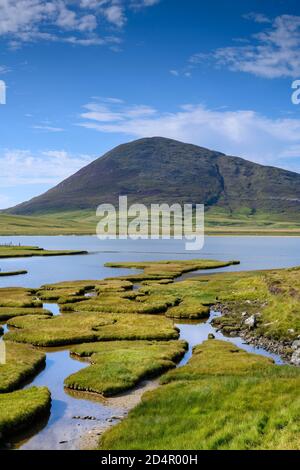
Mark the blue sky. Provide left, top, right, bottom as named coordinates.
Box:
left=1, top=0, right=300, bottom=208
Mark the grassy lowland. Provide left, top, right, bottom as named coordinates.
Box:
left=65, top=340, right=187, bottom=396
left=100, top=340, right=300, bottom=450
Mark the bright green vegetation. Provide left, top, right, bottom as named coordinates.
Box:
left=4, top=312, right=179, bottom=346
left=37, top=279, right=133, bottom=304
left=0, top=244, right=87, bottom=258
left=0, top=342, right=50, bottom=441
left=0, top=270, right=27, bottom=277
left=0, top=342, right=46, bottom=392
left=38, top=261, right=233, bottom=320
left=65, top=340, right=187, bottom=396
left=188, top=267, right=300, bottom=342
left=100, top=340, right=300, bottom=450
left=0, top=387, right=51, bottom=439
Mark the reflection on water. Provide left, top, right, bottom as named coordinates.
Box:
left=43, top=303, right=60, bottom=316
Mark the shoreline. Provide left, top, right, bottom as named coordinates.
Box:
left=213, top=303, right=298, bottom=365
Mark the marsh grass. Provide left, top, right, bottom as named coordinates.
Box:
left=100, top=340, right=300, bottom=450
left=0, top=387, right=51, bottom=438
left=0, top=245, right=87, bottom=258
left=5, top=312, right=179, bottom=346
left=0, top=307, right=51, bottom=322
left=0, top=342, right=46, bottom=392
left=65, top=340, right=187, bottom=396
left=0, top=287, right=42, bottom=308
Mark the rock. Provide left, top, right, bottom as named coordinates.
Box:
left=291, top=349, right=300, bottom=366
left=244, top=314, right=256, bottom=329
left=288, top=329, right=295, bottom=335
left=241, top=312, right=247, bottom=317
left=207, top=333, right=215, bottom=340
left=292, top=340, right=300, bottom=350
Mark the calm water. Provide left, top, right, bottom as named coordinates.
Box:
left=1, top=235, right=300, bottom=287
left=0, top=235, right=298, bottom=450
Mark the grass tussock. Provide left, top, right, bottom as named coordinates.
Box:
left=0, top=287, right=42, bottom=308
left=65, top=340, right=187, bottom=396
left=0, top=342, right=46, bottom=392
left=4, top=312, right=179, bottom=346
left=0, top=307, right=51, bottom=322
left=0, top=387, right=51, bottom=438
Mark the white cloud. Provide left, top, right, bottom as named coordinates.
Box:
left=0, top=148, right=94, bottom=187
left=32, top=125, right=65, bottom=132
left=0, top=0, right=160, bottom=47
left=78, top=99, right=300, bottom=171
left=81, top=100, right=157, bottom=122
left=242, top=12, right=271, bottom=24
left=103, top=5, right=125, bottom=27
left=214, top=14, right=300, bottom=78
left=0, top=65, right=11, bottom=74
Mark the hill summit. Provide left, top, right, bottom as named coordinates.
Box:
left=6, top=137, right=300, bottom=217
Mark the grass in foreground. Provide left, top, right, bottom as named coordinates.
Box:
left=0, top=342, right=46, bottom=392
left=0, top=387, right=50, bottom=439
left=100, top=340, right=300, bottom=450
left=65, top=340, right=187, bottom=396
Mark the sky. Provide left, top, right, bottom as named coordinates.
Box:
left=1, top=0, right=300, bottom=208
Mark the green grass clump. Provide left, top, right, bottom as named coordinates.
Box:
left=100, top=340, right=300, bottom=450
left=0, top=387, right=51, bottom=438
left=0, top=342, right=46, bottom=392
left=5, top=312, right=179, bottom=347
left=105, top=259, right=239, bottom=282
left=65, top=340, right=187, bottom=396
left=0, top=307, right=51, bottom=322
left=0, top=287, right=42, bottom=308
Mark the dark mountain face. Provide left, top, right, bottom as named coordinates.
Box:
left=5, top=137, right=300, bottom=216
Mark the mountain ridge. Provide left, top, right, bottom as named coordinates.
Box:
left=5, top=137, right=300, bottom=217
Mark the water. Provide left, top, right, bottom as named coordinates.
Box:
left=0, top=235, right=297, bottom=449
left=177, top=311, right=284, bottom=367
left=1, top=236, right=300, bottom=287
left=19, top=348, right=123, bottom=450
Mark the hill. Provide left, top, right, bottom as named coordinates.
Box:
left=4, top=137, right=300, bottom=224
